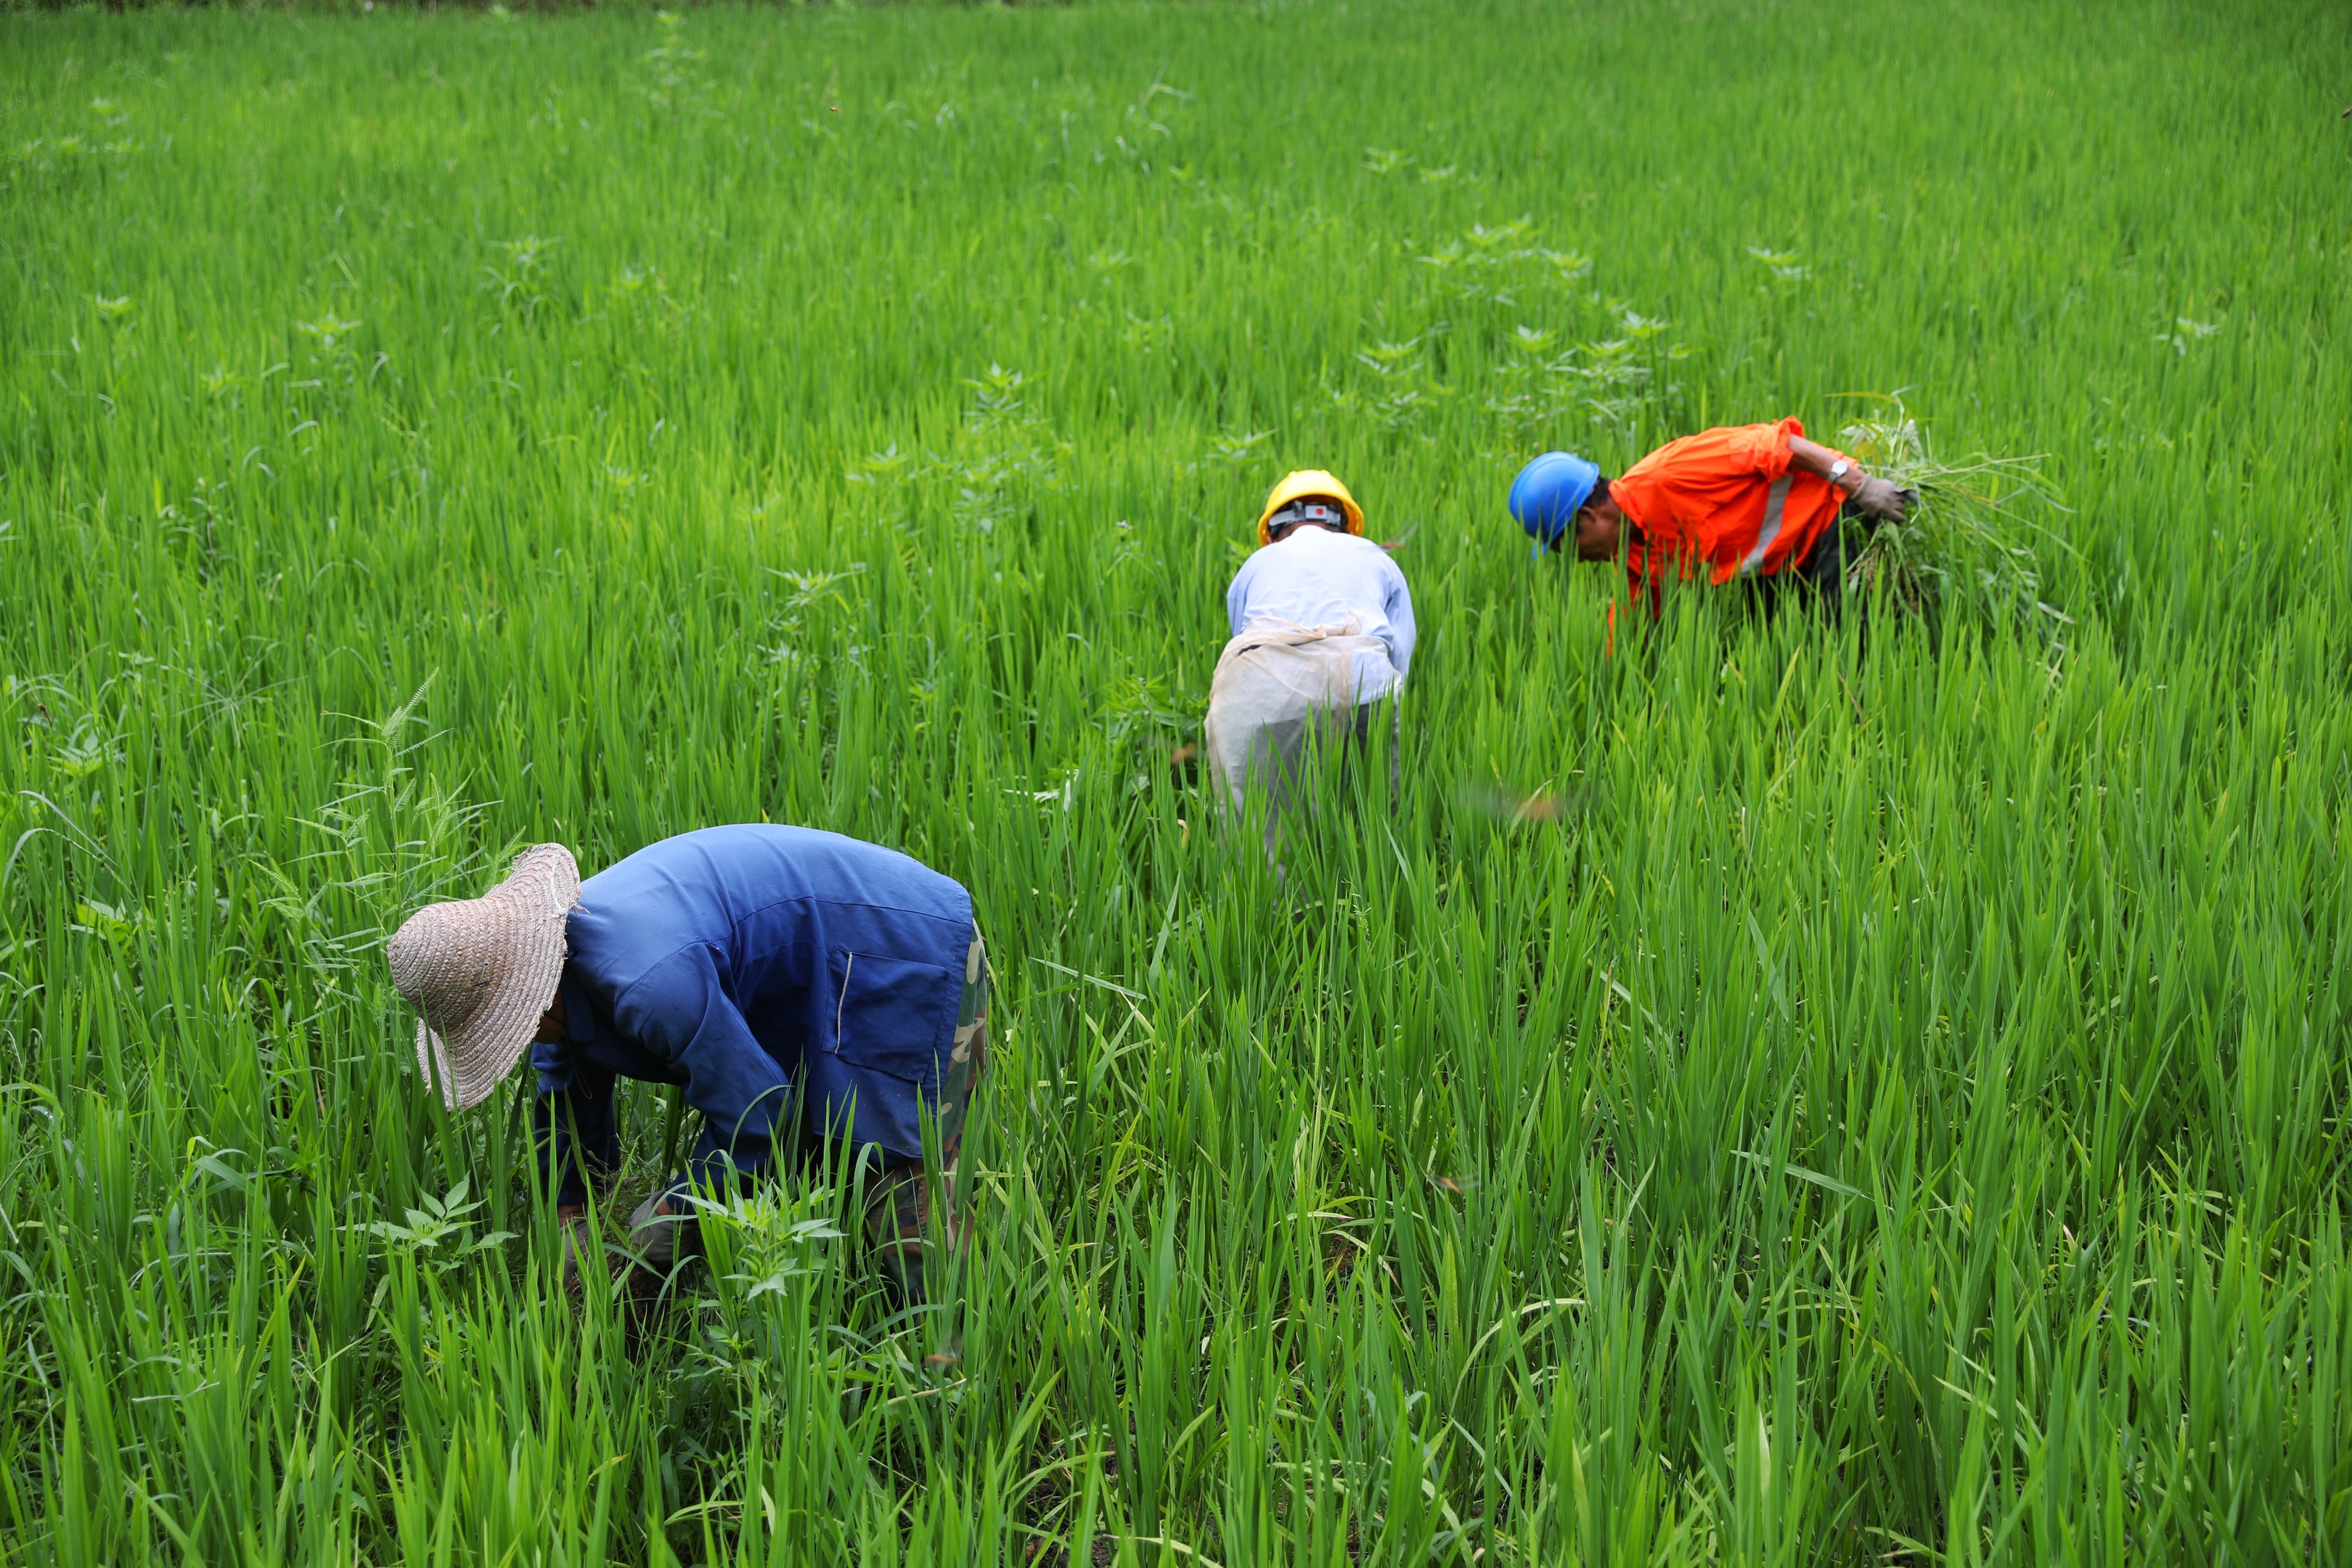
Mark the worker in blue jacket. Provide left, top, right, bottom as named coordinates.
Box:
left=386, top=825, right=991, bottom=1307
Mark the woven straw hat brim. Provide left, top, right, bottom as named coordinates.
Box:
left=389, top=844, right=580, bottom=1111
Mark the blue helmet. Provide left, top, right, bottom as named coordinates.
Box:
left=1509, top=452, right=1601, bottom=559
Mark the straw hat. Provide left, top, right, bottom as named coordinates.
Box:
left=388, top=844, right=580, bottom=1110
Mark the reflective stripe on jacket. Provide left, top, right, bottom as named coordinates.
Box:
left=1612, top=417, right=1853, bottom=600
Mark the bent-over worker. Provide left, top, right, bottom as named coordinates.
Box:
left=386, top=825, right=990, bottom=1307
left=1511, top=418, right=1914, bottom=616
left=1204, top=469, right=1416, bottom=863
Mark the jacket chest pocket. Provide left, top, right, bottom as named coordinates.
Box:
left=826, top=947, right=959, bottom=1085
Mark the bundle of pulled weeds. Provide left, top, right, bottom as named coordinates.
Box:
left=1838, top=401, right=2078, bottom=637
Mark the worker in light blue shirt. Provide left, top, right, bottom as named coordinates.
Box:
left=387, top=826, right=991, bottom=1309
left=1223, top=518, right=1417, bottom=697
left=1204, top=470, right=1416, bottom=861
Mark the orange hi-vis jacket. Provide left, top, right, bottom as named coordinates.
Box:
left=1612, top=417, right=1855, bottom=608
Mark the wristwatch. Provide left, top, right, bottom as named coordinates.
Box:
left=1826, top=458, right=1853, bottom=490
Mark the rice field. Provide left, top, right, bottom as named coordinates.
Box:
left=1, top=0, right=2348, bottom=1561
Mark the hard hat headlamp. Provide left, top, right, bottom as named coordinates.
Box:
left=1265, top=498, right=1351, bottom=541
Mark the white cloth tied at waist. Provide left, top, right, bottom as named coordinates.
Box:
left=1202, top=617, right=1400, bottom=806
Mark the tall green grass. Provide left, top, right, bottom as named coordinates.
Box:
left=1, top=0, right=2347, bottom=1561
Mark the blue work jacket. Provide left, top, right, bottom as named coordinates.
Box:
left=533, top=825, right=976, bottom=1169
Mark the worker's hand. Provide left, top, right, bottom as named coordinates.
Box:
left=1847, top=475, right=1916, bottom=524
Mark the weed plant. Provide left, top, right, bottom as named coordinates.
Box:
left=1834, top=400, right=2074, bottom=632
left=1, top=1, right=2348, bottom=1563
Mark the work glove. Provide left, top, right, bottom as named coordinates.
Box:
left=627, top=1175, right=704, bottom=1273
left=1847, top=475, right=1917, bottom=524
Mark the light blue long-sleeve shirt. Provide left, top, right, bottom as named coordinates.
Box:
left=1222, top=527, right=1416, bottom=699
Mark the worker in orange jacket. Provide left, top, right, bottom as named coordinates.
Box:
left=1510, top=418, right=1915, bottom=614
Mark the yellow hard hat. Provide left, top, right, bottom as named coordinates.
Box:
left=1257, top=470, right=1365, bottom=547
